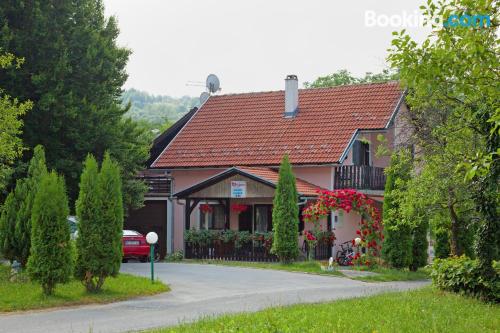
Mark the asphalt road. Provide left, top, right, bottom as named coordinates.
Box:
left=0, top=263, right=429, bottom=333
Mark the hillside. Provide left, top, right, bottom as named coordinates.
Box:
left=122, top=88, right=198, bottom=125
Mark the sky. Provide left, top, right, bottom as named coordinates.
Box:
left=104, top=0, right=430, bottom=98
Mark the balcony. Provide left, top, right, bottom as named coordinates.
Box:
left=333, top=165, right=386, bottom=191
left=138, top=171, right=172, bottom=197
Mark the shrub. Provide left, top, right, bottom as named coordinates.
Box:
left=165, top=251, right=184, bottom=262
left=271, top=155, right=299, bottom=263
left=410, top=218, right=428, bottom=271
left=430, top=256, right=499, bottom=302
left=27, top=171, right=72, bottom=295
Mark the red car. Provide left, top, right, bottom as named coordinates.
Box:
left=122, top=230, right=150, bottom=262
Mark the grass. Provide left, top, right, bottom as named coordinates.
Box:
left=181, top=259, right=430, bottom=281
left=182, top=259, right=344, bottom=277
left=148, top=287, right=499, bottom=333
left=345, top=265, right=430, bottom=282
left=0, top=264, right=169, bottom=312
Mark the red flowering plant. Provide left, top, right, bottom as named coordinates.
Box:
left=302, top=189, right=383, bottom=267
left=303, top=230, right=317, bottom=261
left=231, top=204, right=249, bottom=214
left=199, top=204, right=213, bottom=214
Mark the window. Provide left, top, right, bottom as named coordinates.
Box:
left=200, top=205, right=226, bottom=230
left=352, top=140, right=370, bottom=166
left=254, top=205, right=272, bottom=232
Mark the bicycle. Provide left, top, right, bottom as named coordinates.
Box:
left=335, top=241, right=355, bottom=266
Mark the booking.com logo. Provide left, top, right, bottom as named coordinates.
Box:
left=443, top=14, right=491, bottom=28
left=365, top=10, right=492, bottom=28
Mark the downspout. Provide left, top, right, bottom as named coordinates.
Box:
left=166, top=177, right=174, bottom=255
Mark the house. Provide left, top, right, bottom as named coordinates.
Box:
left=125, top=75, right=410, bottom=260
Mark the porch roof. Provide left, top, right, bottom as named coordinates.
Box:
left=174, top=166, right=324, bottom=198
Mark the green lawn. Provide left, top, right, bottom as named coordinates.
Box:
left=0, top=264, right=169, bottom=312
left=182, top=259, right=429, bottom=281
left=182, top=259, right=343, bottom=277
left=149, top=287, right=499, bottom=333
left=346, top=266, right=430, bottom=282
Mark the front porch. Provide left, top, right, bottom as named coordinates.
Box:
left=175, top=167, right=332, bottom=261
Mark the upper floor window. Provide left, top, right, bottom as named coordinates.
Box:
left=352, top=140, right=370, bottom=166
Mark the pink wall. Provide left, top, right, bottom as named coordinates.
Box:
left=293, top=166, right=332, bottom=190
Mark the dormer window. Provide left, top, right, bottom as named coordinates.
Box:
left=352, top=140, right=370, bottom=166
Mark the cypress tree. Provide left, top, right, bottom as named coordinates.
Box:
left=76, top=153, right=123, bottom=292
left=0, top=190, right=20, bottom=262
left=271, top=155, right=299, bottom=263
left=27, top=171, right=72, bottom=295
left=97, top=152, right=124, bottom=285
left=14, top=145, right=47, bottom=266
left=75, top=154, right=103, bottom=291
left=382, top=150, right=413, bottom=268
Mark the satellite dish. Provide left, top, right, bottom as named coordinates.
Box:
left=199, top=92, right=210, bottom=104
left=206, top=74, right=220, bottom=93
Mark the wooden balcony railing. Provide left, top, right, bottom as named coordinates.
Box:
left=141, top=175, right=172, bottom=197
left=333, top=165, right=386, bottom=191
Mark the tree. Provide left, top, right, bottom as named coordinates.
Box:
left=96, top=153, right=124, bottom=285
left=0, top=190, right=20, bottom=262
left=0, top=145, right=47, bottom=266
left=0, top=1, right=148, bottom=210
left=27, top=171, right=72, bottom=295
left=304, top=69, right=397, bottom=88
left=388, top=0, right=499, bottom=279
left=75, top=153, right=123, bottom=292
left=271, top=155, right=299, bottom=263
left=74, top=154, right=101, bottom=291
left=14, top=145, right=47, bottom=266
left=382, top=149, right=413, bottom=269
left=0, top=52, right=32, bottom=192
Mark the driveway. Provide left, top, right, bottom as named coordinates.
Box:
left=0, top=263, right=428, bottom=333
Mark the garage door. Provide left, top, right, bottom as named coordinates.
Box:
left=124, top=201, right=167, bottom=259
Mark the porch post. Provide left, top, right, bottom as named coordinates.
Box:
left=225, top=198, right=230, bottom=229
left=185, top=198, right=191, bottom=230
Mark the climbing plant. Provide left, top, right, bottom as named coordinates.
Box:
left=303, top=189, right=383, bottom=266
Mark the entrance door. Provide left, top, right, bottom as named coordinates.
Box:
left=238, top=207, right=253, bottom=232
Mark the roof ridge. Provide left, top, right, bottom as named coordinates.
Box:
left=210, top=80, right=400, bottom=98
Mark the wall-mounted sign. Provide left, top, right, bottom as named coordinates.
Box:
left=230, top=181, right=247, bottom=198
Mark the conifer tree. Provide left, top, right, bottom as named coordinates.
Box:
left=0, top=190, right=21, bottom=262
left=271, top=155, right=299, bottom=263
left=382, top=150, right=413, bottom=268
left=75, top=153, right=123, bottom=292
left=15, top=145, right=47, bottom=266
left=75, top=154, right=103, bottom=291
left=27, top=171, right=72, bottom=295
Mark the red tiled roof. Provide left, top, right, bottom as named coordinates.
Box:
left=153, top=81, right=403, bottom=168
left=237, top=166, right=323, bottom=197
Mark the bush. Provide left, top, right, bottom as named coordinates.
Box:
left=410, top=219, right=428, bottom=271
left=430, top=256, right=499, bottom=302
left=27, top=171, right=72, bottom=295
left=271, top=154, right=299, bottom=263
left=165, top=251, right=184, bottom=262
left=0, top=191, right=20, bottom=263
